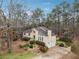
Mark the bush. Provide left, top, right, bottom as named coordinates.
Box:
left=19, top=44, right=28, bottom=48
left=36, top=41, right=45, bottom=46
left=19, top=44, right=33, bottom=49
left=59, top=37, right=72, bottom=46
left=29, top=44, right=33, bottom=48
left=22, top=37, right=30, bottom=41
left=59, top=43, right=64, bottom=47
left=40, top=46, right=48, bottom=53
left=13, top=38, right=17, bottom=41
left=56, top=40, right=65, bottom=47
left=30, top=40, right=35, bottom=44
left=19, top=45, right=22, bottom=48
left=59, top=37, right=72, bottom=43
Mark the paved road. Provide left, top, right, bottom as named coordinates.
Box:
left=33, top=47, right=70, bottom=59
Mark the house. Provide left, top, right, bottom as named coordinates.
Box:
left=23, top=27, right=56, bottom=48
left=0, top=28, right=7, bottom=48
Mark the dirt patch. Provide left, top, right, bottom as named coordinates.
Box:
left=0, top=40, right=27, bottom=54
left=12, top=40, right=26, bottom=53
left=71, top=40, right=79, bottom=56
left=60, top=52, right=79, bottom=59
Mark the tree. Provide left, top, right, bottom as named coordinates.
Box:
left=45, top=11, right=57, bottom=30
left=0, top=0, right=6, bottom=26
left=52, top=6, right=62, bottom=36
left=31, top=8, right=44, bottom=26
left=59, top=0, right=71, bottom=38
left=0, top=0, right=3, bottom=8
left=71, top=0, right=79, bottom=38
left=6, top=0, right=13, bottom=53
left=0, top=9, right=6, bottom=26
left=9, top=3, right=28, bottom=27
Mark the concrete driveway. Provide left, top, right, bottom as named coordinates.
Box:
left=33, top=46, right=70, bottom=59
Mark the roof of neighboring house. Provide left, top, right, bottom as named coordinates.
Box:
left=24, top=29, right=32, bottom=33
left=24, top=26, right=55, bottom=36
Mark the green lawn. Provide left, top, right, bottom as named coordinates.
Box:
left=0, top=51, right=35, bottom=59
left=56, top=40, right=65, bottom=45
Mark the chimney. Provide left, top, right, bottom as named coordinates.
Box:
left=48, top=30, right=52, bottom=40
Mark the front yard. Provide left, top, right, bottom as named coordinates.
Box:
left=0, top=51, right=35, bottom=59
left=0, top=36, right=72, bottom=59
left=33, top=46, right=71, bottom=59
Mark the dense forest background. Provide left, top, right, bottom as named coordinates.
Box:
left=0, top=0, right=79, bottom=38
left=0, top=0, right=79, bottom=57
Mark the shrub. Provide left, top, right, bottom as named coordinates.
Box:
left=59, top=37, right=72, bottom=43
left=59, top=43, right=64, bottom=47
left=19, top=44, right=33, bottom=49
left=40, top=46, right=48, bottom=53
left=29, top=44, right=33, bottom=48
left=13, top=38, right=17, bottom=41
left=59, top=37, right=72, bottom=46
left=24, top=48, right=27, bottom=51
left=36, top=41, right=45, bottom=46
left=22, top=37, right=30, bottom=41
left=56, top=40, right=65, bottom=47
left=19, top=45, right=23, bottom=48
left=30, top=40, right=35, bottom=44
left=19, top=44, right=28, bottom=48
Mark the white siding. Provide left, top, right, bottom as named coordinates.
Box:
left=23, top=32, right=30, bottom=38
left=51, top=35, right=56, bottom=47
left=43, top=35, right=56, bottom=48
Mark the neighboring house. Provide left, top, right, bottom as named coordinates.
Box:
left=23, top=27, right=56, bottom=48
left=0, top=29, right=7, bottom=48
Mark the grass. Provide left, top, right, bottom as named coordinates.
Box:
left=56, top=40, right=70, bottom=47
left=0, top=51, right=35, bottom=59
left=56, top=40, right=65, bottom=45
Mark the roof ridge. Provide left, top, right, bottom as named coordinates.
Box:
left=39, top=27, right=47, bottom=32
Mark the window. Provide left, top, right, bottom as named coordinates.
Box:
left=38, top=37, right=39, bottom=41
left=34, top=35, right=35, bottom=39
left=41, top=37, right=43, bottom=41
left=48, top=42, right=50, bottom=45
left=38, top=36, right=43, bottom=42
left=24, top=32, right=26, bottom=35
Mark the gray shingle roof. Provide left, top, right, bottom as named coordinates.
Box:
left=24, top=29, right=32, bottom=33
left=24, top=27, right=55, bottom=36
left=36, top=27, right=48, bottom=36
